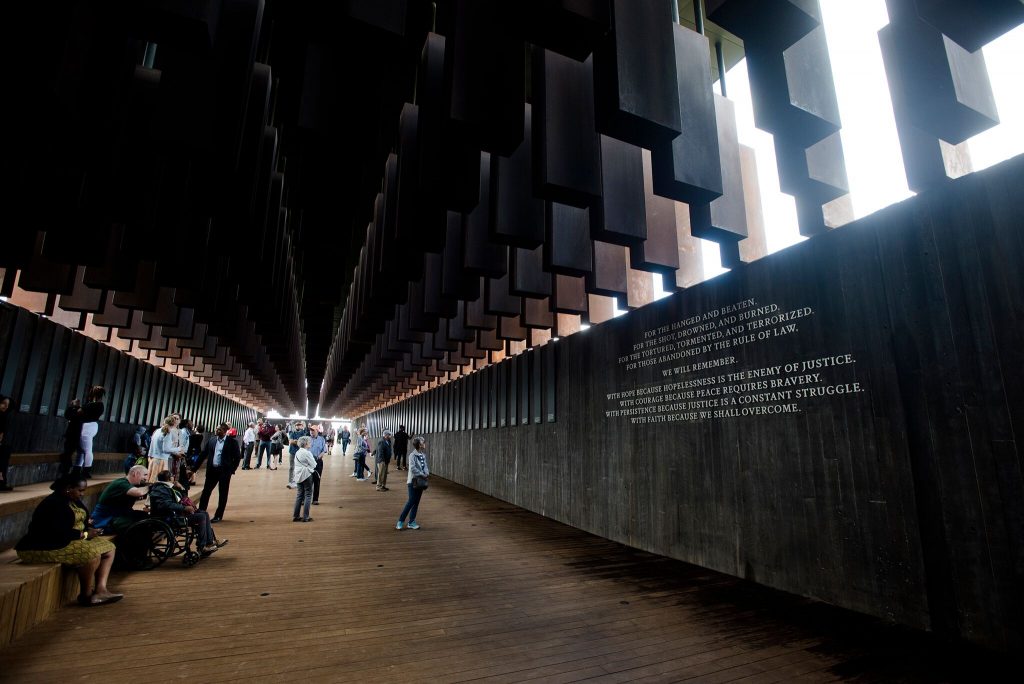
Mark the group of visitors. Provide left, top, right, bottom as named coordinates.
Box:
left=10, top=407, right=434, bottom=611
left=13, top=417, right=242, bottom=607
left=349, top=425, right=410, bottom=482
left=2, top=385, right=114, bottom=492
left=345, top=424, right=428, bottom=529
left=241, top=418, right=288, bottom=470
left=54, top=385, right=108, bottom=481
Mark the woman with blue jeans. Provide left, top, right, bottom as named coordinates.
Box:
left=352, top=428, right=371, bottom=480
left=396, top=437, right=429, bottom=530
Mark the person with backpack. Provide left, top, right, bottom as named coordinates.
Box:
left=396, top=436, right=429, bottom=530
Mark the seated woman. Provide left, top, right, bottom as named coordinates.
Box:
left=91, top=465, right=150, bottom=534
left=15, top=473, right=124, bottom=606
left=149, top=470, right=226, bottom=556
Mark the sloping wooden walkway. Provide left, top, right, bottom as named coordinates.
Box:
left=0, top=457, right=1001, bottom=682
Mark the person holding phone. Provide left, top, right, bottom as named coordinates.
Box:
left=16, top=473, right=123, bottom=606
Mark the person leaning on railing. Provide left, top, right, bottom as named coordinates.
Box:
left=15, top=473, right=124, bottom=606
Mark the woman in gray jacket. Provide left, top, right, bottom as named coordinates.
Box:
left=292, top=436, right=317, bottom=522
left=396, top=436, right=429, bottom=530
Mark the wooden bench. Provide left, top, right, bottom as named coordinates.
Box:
left=5, top=452, right=124, bottom=488
left=0, top=478, right=115, bottom=552
left=0, top=476, right=120, bottom=646
left=0, top=548, right=80, bottom=648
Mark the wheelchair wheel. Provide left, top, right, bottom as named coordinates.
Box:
left=183, top=551, right=200, bottom=567
left=117, top=519, right=175, bottom=570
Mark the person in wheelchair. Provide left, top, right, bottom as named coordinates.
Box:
left=91, top=465, right=150, bottom=535
left=149, top=471, right=226, bottom=557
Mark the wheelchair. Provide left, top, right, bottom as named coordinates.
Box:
left=116, top=514, right=202, bottom=570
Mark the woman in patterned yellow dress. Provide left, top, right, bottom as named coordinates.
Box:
left=16, top=473, right=124, bottom=606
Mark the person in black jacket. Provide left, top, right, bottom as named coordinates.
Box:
left=194, top=422, right=241, bottom=523
left=149, top=471, right=224, bottom=555
left=58, top=398, right=84, bottom=478
left=75, top=386, right=106, bottom=479
left=375, top=431, right=394, bottom=491
left=393, top=426, right=410, bottom=471
left=0, top=395, right=12, bottom=491
left=16, top=473, right=123, bottom=606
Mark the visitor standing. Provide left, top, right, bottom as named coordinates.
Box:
left=270, top=424, right=286, bottom=469
left=148, top=416, right=184, bottom=483
left=256, top=419, right=275, bottom=468
left=308, top=424, right=327, bottom=505
left=396, top=437, right=429, bottom=530
left=241, top=422, right=257, bottom=470
left=0, top=395, right=13, bottom=491
left=58, top=398, right=83, bottom=477
left=393, top=425, right=410, bottom=471
left=286, top=421, right=308, bottom=488
left=195, top=422, right=241, bottom=523
left=352, top=427, right=371, bottom=480
left=75, top=386, right=106, bottom=479
left=375, top=430, right=393, bottom=491
left=292, top=436, right=317, bottom=522
left=340, top=425, right=351, bottom=454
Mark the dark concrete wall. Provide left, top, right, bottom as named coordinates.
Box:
left=362, top=154, right=1024, bottom=652
left=0, top=303, right=258, bottom=455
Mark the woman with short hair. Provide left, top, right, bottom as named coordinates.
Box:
left=292, top=436, right=317, bottom=522
left=396, top=436, right=429, bottom=531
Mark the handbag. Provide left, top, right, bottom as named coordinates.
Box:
left=412, top=475, right=429, bottom=490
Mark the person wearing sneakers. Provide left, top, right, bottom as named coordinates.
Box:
left=396, top=436, right=429, bottom=531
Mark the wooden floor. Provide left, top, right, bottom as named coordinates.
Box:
left=0, top=459, right=1005, bottom=683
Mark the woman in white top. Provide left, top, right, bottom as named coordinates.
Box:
left=292, top=436, right=317, bottom=522
left=396, top=436, right=429, bottom=530
left=149, top=416, right=185, bottom=483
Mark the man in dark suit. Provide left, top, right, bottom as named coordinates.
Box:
left=195, top=422, right=241, bottom=523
